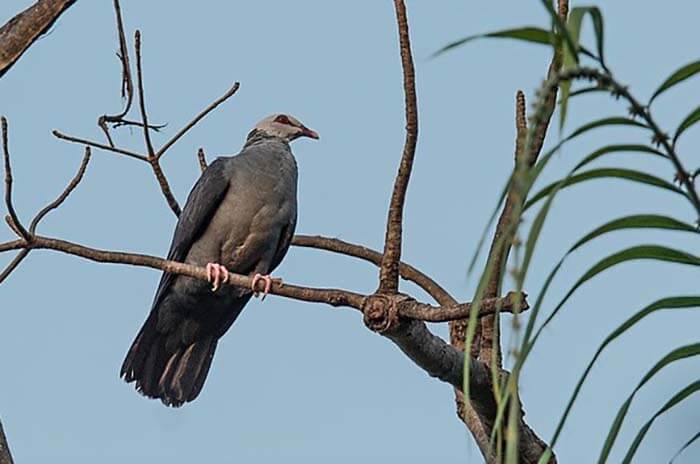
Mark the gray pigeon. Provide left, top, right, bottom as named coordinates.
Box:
left=121, top=114, right=318, bottom=407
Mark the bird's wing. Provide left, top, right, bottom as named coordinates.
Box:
left=268, top=215, right=297, bottom=272
left=152, top=157, right=231, bottom=309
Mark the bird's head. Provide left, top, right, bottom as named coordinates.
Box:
left=253, top=114, right=319, bottom=142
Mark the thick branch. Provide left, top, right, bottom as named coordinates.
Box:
left=378, top=0, right=418, bottom=294
left=478, top=0, right=567, bottom=368
left=0, top=0, right=77, bottom=78
left=0, top=419, right=13, bottom=464
left=384, top=318, right=496, bottom=415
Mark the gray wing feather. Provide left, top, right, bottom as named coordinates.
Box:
left=268, top=216, right=297, bottom=272
left=152, top=158, right=230, bottom=309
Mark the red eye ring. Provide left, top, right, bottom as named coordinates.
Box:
left=274, top=115, right=291, bottom=125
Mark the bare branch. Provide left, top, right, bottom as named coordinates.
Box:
left=2, top=117, right=30, bottom=241
left=29, top=147, right=91, bottom=234
left=97, top=0, right=134, bottom=146
left=293, top=234, right=454, bottom=305
left=383, top=318, right=496, bottom=412
left=1, top=230, right=519, bottom=323
left=0, top=249, right=29, bottom=284
left=1, top=234, right=366, bottom=309
left=378, top=0, right=418, bottom=294
left=134, top=31, right=156, bottom=158
left=1, top=147, right=90, bottom=284
left=477, top=0, right=568, bottom=368
left=0, top=239, right=22, bottom=253
left=0, top=419, right=13, bottom=464
left=149, top=159, right=181, bottom=216
left=156, top=82, right=240, bottom=160
left=197, top=148, right=207, bottom=173
left=53, top=130, right=148, bottom=161
left=0, top=0, right=77, bottom=78
left=400, top=292, right=527, bottom=323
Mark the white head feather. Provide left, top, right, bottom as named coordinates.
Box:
left=253, top=114, right=319, bottom=142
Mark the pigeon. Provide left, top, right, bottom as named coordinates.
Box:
left=120, top=114, right=319, bottom=407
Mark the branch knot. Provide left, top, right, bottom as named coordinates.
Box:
left=362, top=293, right=412, bottom=333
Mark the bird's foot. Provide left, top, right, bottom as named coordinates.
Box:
left=206, top=262, right=229, bottom=291
left=251, top=273, right=282, bottom=301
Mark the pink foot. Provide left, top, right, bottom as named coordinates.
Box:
left=206, top=262, right=229, bottom=291
left=251, top=273, right=282, bottom=301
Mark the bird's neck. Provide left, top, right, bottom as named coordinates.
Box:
left=244, top=129, right=287, bottom=148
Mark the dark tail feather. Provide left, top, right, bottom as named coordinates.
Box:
left=120, top=311, right=159, bottom=383
left=121, top=315, right=217, bottom=407
left=159, top=337, right=217, bottom=406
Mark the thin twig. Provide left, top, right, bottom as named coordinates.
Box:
left=150, top=159, right=181, bottom=216
left=53, top=130, right=148, bottom=161
left=134, top=31, right=156, bottom=158
left=97, top=0, right=134, bottom=147
left=1, top=147, right=90, bottom=284
left=29, top=147, right=91, bottom=234
left=378, top=0, right=418, bottom=294
left=112, top=119, right=166, bottom=131
left=0, top=249, right=29, bottom=284
left=156, top=82, right=241, bottom=160
left=197, top=147, right=207, bottom=173
left=2, top=117, right=30, bottom=241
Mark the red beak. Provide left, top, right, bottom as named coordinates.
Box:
left=301, top=126, right=320, bottom=140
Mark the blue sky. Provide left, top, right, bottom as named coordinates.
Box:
left=1, top=1, right=699, bottom=462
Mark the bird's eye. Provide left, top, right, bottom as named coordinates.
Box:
left=274, top=115, right=291, bottom=125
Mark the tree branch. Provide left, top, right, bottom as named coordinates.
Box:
left=1, top=231, right=523, bottom=324
left=477, top=0, right=567, bottom=369
left=134, top=31, right=156, bottom=158
left=97, top=0, right=133, bottom=147
left=0, top=0, right=77, bottom=78
left=197, top=148, right=207, bottom=173
left=0, top=146, right=90, bottom=284
left=292, top=234, right=454, bottom=305
left=378, top=0, right=418, bottom=294
left=2, top=117, right=29, bottom=241
left=52, top=130, right=148, bottom=161
left=0, top=419, right=13, bottom=464
left=29, top=147, right=90, bottom=234
left=155, top=82, right=240, bottom=160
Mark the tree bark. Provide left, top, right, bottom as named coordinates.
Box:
left=0, top=420, right=13, bottom=464
left=0, top=0, right=78, bottom=78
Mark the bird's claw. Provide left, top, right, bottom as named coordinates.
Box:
left=251, top=273, right=282, bottom=301
left=206, top=262, right=229, bottom=291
